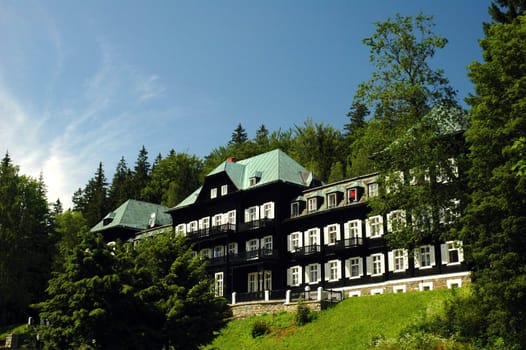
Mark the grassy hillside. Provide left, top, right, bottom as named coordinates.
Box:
left=204, top=289, right=453, bottom=350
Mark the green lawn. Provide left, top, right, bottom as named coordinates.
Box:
left=204, top=289, right=451, bottom=350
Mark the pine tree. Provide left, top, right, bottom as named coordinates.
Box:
left=108, top=156, right=133, bottom=208
left=229, top=123, right=248, bottom=146
left=461, top=11, right=526, bottom=348
left=130, top=146, right=151, bottom=200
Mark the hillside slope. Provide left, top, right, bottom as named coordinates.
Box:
left=205, top=289, right=451, bottom=350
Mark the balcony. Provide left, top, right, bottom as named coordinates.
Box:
left=238, top=218, right=275, bottom=232
left=186, top=223, right=235, bottom=240
left=289, top=244, right=321, bottom=257
left=325, top=237, right=365, bottom=254
left=230, top=248, right=279, bottom=263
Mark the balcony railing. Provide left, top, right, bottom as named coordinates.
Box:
left=289, top=244, right=321, bottom=256
left=325, top=237, right=364, bottom=253
left=238, top=218, right=275, bottom=232
left=230, top=248, right=279, bottom=263
left=186, top=223, right=235, bottom=240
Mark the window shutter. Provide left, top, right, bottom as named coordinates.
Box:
left=255, top=206, right=260, bottom=220
left=304, top=268, right=310, bottom=284
left=344, top=259, right=351, bottom=278
left=286, top=268, right=291, bottom=286
left=316, top=264, right=321, bottom=282
left=356, top=220, right=363, bottom=238
left=324, top=262, right=330, bottom=281
left=441, top=244, right=448, bottom=264
left=430, top=246, right=436, bottom=266
left=336, top=224, right=341, bottom=240
left=244, top=209, right=250, bottom=223
left=269, top=202, right=275, bottom=219
left=380, top=254, right=385, bottom=274
left=358, top=257, right=364, bottom=277
left=366, top=256, right=373, bottom=275
left=323, top=226, right=329, bottom=245
left=344, top=222, right=350, bottom=239
left=387, top=212, right=392, bottom=232
left=403, top=249, right=409, bottom=270
left=414, top=250, right=421, bottom=269
left=298, top=231, right=303, bottom=247
left=388, top=251, right=394, bottom=272
left=298, top=266, right=303, bottom=284
left=365, top=219, right=371, bottom=237
left=458, top=244, right=464, bottom=262
left=337, top=261, right=342, bottom=280
left=287, top=234, right=292, bottom=251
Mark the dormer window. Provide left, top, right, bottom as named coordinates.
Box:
left=307, top=197, right=318, bottom=212
left=148, top=212, right=156, bottom=228
left=210, top=188, right=217, bottom=199
left=348, top=188, right=358, bottom=202
left=291, top=202, right=300, bottom=217
left=249, top=171, right=262, bottom=186
left=327, top=193, right=338, bottom=208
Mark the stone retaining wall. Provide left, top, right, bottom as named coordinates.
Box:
left=229, top=300, right=321, bottom=319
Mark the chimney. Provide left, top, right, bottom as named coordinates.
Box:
left=226, top=157, right=237, bottom=163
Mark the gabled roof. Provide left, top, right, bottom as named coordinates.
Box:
left=173, top=149, right=317, bottom=209
left=91, top=199, right=172, bottom=233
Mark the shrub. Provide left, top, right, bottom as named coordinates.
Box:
left=251, top=320, right=270, bottom=338
left=295, top=300, right=315, bottom=326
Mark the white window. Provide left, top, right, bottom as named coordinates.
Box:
left=291, top=202, right=300, bottom=217
left=248, top=272, right=258, bottom=292
left=325, top=260, right=341, bottom=282
left=306, top=228, right=320, bottom=253
left=348, top=188, right=358, bottom=203
left=221, top=184, right=228, bottom=196
left=419, top=281, right=434, bottom=291
left=200, top=248, right=211, bottom=259
left=244, top=206, right=259, bottom=222
left=447, top=279, right=462, bottom=289
left=214, top=272, right=224, bottom=297
left=387, top=210, right=406, bottom=232
left=366, top=253, right=385, bottom=276
left=327, top=193, right=338, bottom=208
left=261, top=202, right=274, bottom=219
left=228, top=242, right=238, bottom=255
left=371, top=288, right=384, bottom=295
left=213, top=245, right=224, bottom=258
left=199, top=217, right=210, bottom=230
left=305, top=263, right=320, bottom=284
left=348, top=290, right=361, bottom=297
left=346, top=257, right=363, bottom=279
left=345, top=219, right=362, bottom=239
left=393, top=285, right=406, bottom=293
left=366, top=215, right=384, bottom=238
left=388, top=249, right=408, bottom=272
left=436, top=158, right=459, bottom=183
left=287, top=266, right=302, bottom=286
left=261, top=236, right=273, bottom=253
left=175, top=224, right=186, bottom=234
left=188, top=221, right=198, bottom=232
left=415, top=245, right=435, bottom=269
left=439, top=199, right=460, bottom=226
left=212, top=214, right=223, bottom=227
left=288, top=232, right=302, bottom=252
left=210, top=188, right=217, bottom=199
left=324, top=224, right=340, bottom=245
left=368, top=182, right=379, bottom=198
left=412, top=209, right=433, bottom=233
left=247, top=239, right=259, bottom=252
left=307, top=197, right=317, bottom=212
left=227, top=210, right=236, bottom=225
left=264, top=271, right=272, bottom=291
left=441, top=241, right=464, bottom=265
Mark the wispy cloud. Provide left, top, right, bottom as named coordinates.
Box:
left=137, top=74, right=165, bottom=101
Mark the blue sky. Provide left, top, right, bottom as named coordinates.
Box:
left=0, top=0, right=490, bottom=208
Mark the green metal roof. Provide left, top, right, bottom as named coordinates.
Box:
left=91, top=199, right=172, bottom=233
left=174, top=149, right=315, bottom=209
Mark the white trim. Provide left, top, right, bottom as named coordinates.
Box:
left=419, top=281, right=434, bottom=291
left=348, top=290, right=361, bottom=297
left=393, top=285, right=406, bottom=293
left=327, top=271, right=470, bottom=293
left=447, top=278, right=462, bottom=289
left=371, top=288, right=384, bottom=295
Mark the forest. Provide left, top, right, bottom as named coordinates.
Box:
left=1, top=1, right=526, bottom=349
